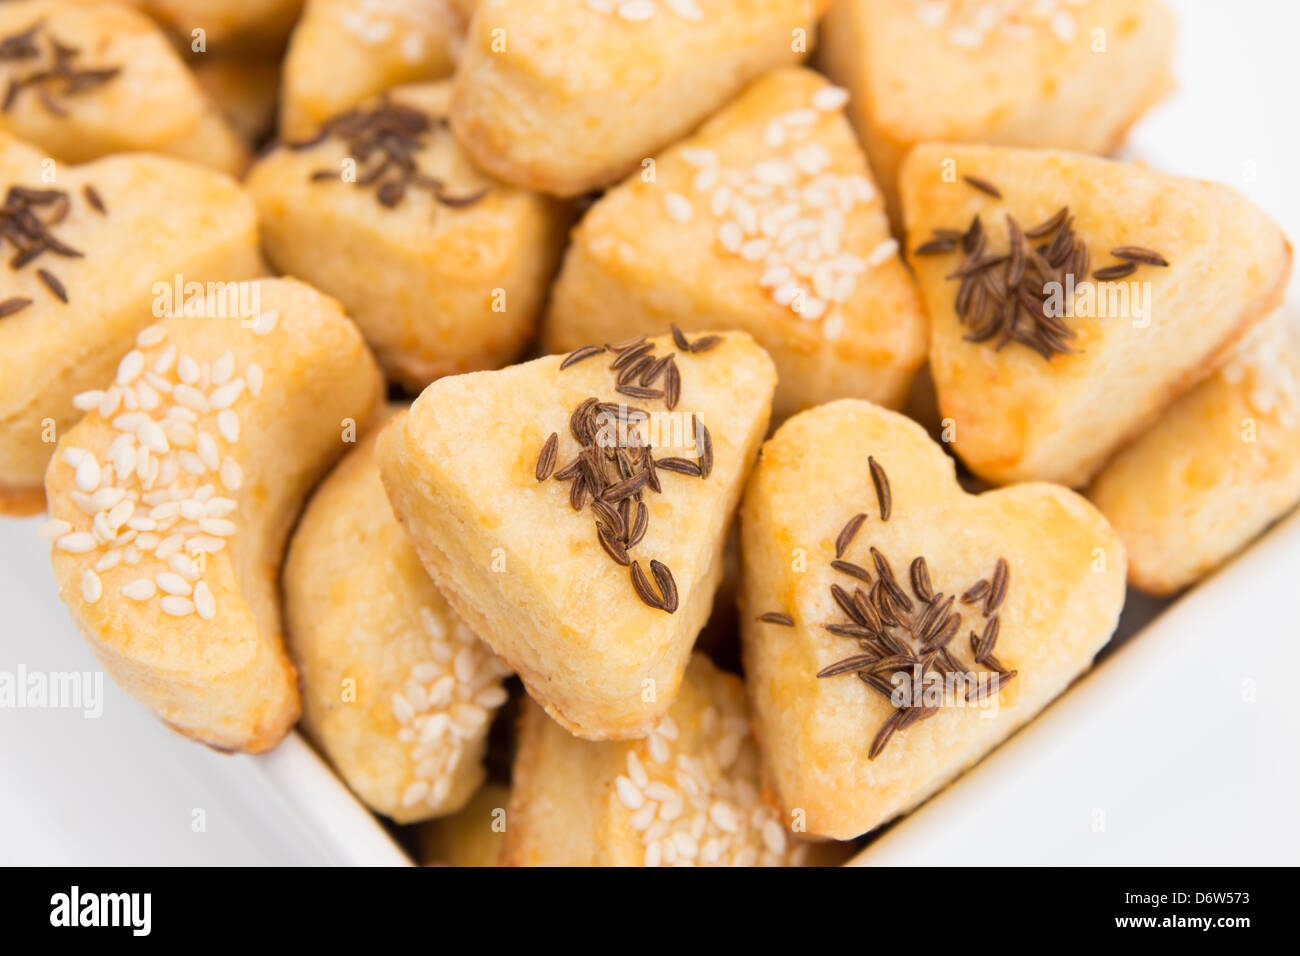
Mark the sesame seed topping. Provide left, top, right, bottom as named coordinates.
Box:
left=911, top=0, right=1087, bottom=51
left=389, top=607, right=510, bottom=811
left=47, top=328, right=257, bottom=622
left=614, top=702, right=806, bottom=866
left=666, top=86, right=885, bottom=336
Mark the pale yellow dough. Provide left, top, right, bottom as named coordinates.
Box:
left=44, top=278, right=384, bottom=753
left=739, top=400, right=1126, bottom=839
left=0, top=133, right=262, bottom=514
left=451, top=0, right=828, bottom=197
left=378, top=332, right=776, bottom=740
left=280, top=0, right=471, bottom=140
left=0, top=1, right=247, bottom=174
left=544, top=67, right=926, bottom=423
left=820, top=0, right=1175, bottom=224
left=1088, top=310, right=1300, bottom=595
left=900, top=142, right=1292, bottom=488
left=503, top=653, right=811, bottom=866
left=247, top=82, right=569, bottom=392
left=284, top=409, right=510, bottom=822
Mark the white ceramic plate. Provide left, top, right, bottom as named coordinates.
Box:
left=1, top=0, right=1295, bottom=865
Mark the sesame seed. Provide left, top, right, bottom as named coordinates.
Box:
left=156, top=572, right=192, bottom=596
left=251, top=309, right=278, bottom=336
left=177, top=354, right=200, bottom=385
left=160, top=595, right=193, bottom=616
left=664, top=192, right=693, bottom=222
left=115, top=350, right=144, bottom=386
left=615, top=775, right=644, bottom=810
left=56, top=532, right=96, bottom=553
left=80, top=569, right=102, bottom=603
left=40, top=518, right=72, bottom=541
left=811, top=85, right=850, bottom=112
left=136, top=323, right=167, bottom=348
left=73, top=390, right=104, bottom=411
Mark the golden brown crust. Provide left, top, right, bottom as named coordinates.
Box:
left=543, top=67, right=927, bottom=422
left=819, top=0, right=1175, bottom=226
left=43, top=278, right=383, bottom=753
left=1088, top=311, right=1300, bottom=595
left=0, top=134, right=263, bottom=502
left=900, top=142, right=1292, bottom=487
left=503, top=653, right=812, bottom=866
left=284, top=408, right=509, bottom=821
left=739, top=399, right=1126, bottom=838
left=0, top=482, right=46, bottom=517
left=0, top=1, right=248, bottom=173
left=378, top=332, right=776, bottom=739
left=450, top=0, right=828, bottom=197
left=248, top=81, right=569, bottom=392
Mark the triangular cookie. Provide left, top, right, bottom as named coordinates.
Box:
left=0, top=133, right=261, bottom=514
left=739, top=399, right=1126, bottom=839
left=451, top=0, right=828, bottom=196
left=280, top=0, right=468, bottom=139
left=1088, top=308, right=1300, bottom=595
left=544, top=67, right=925, bottom=422
left=43, top=278, right=384, bottom=752
left=247, top=82, right=568, bottom=391
left=900, top=142, right=1292, bottom=487
left=379, top=331, right=776, bottom=739
left=820, top=0, right=1174, bottom=223
left=284, top=408, right=511, bottom=822
left=0, top=1, right=247, bottom=173
left=503, top=653, right=823, bottom=866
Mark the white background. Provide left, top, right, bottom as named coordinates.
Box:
left=1, top=0, right=1297, bottom=865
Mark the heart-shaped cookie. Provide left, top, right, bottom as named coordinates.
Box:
left=247, top=82, right=568, bottom=391
left=900, top=143, right=1292, bottom=487
left=0, top=132, right=261, bottom=514
left=739, top=399, right=1125, bottom=839
left=820, top=0, right=1175, bottom=224
left=544, top=67, right=925, bottom=422
left=451, top=0, right=828, bottom=196
left=379, top=330, right=776, bottom=740
left=0, top=0, right=247, bottom=173
left=43, top=278, right=384, bottom=752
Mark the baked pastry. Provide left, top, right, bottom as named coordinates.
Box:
left=900, top=143, right=1292, bottom=487
left=451, top=0, right=829, bottom=197
left=0, top=132, right=261, bottom=515
left=280, top=0, right=470, bottom=140
left=418, top=782, right=509, bottom=866
left=739, top=399, right=1126, bottom=839
left=43, top=277, right=384, bottom=752
left=503, top=653, right=811, bottom=866
left=284, top=409, right=510, bottom=822
left=0, top=1, right=247, bottom=174
left=1088, top=308, right=1300, bottom=595
left=820, top=0, right=1174, bottom=224
left=379, top=331, right=776, bottom=739
left=139, top=0, right=305, bottom=51
left=544, top=67, right=926, bottom=422
left=190, top=53, right=281, bottom=144
left=247, top=82, right=568, bottom=391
